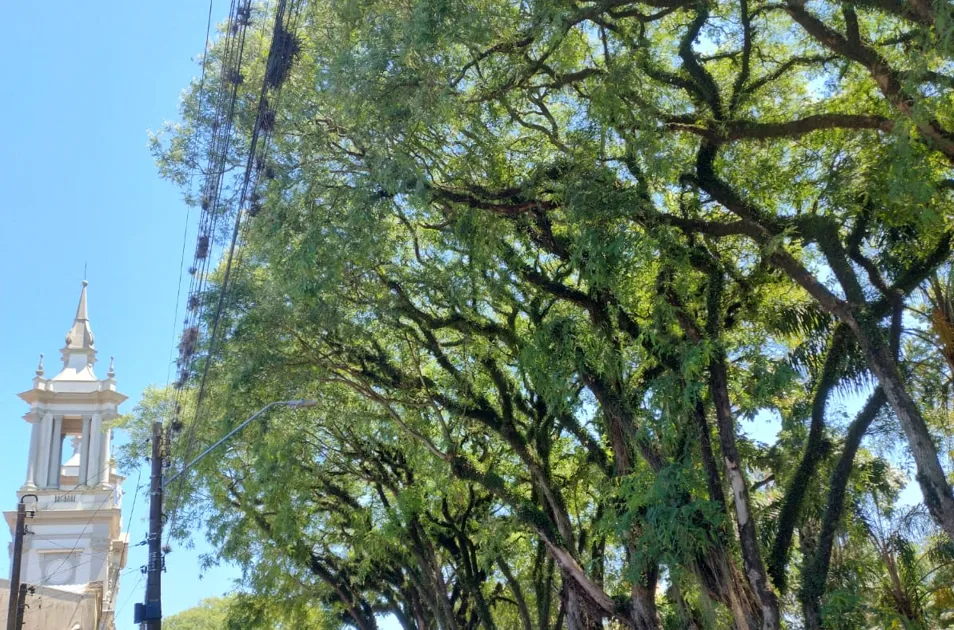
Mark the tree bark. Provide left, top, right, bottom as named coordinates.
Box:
left=800, top=388, right=886, bottom=630
left=709, top=350, right=781, bottom=630
left=848, top=313, right=954, bottom=540
left=704, top=271, right=781, bottom=630
left=769, top=326, right=848, bottom=590
left=694, top=402, right=763, bottom=630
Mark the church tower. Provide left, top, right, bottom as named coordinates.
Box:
left=4, top=281, right=129, bottom=629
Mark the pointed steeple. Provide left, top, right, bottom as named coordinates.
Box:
left=66, top=280, right=94, bottom=349
left=59, top=280, right=97, bottom=372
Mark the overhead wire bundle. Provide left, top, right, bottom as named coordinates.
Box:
left=163, top=0, right=307, bottom=545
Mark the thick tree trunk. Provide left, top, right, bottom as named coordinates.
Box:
left=561, top=578, right=607, bottom=630
left=696, top=548, right=763, bottom=630
left=697, top=265, right=779, bottom=629
left=630, top=586, right=662, bottom=630
left=693, top=401, right=764, bottom=630
left=710, top=352, right=781, bottom=630
left=848, top=314, right=954, bottom=541
left=630, top=564, right=662, bottom=630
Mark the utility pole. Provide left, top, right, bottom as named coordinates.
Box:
left=137, top=421, right=164, bottom=629
left=6, top=504, right=26, bottom=630
left=7, top=495, right=35, bottom=630
left=13, top=584, right=27, bottom=629
left=134, top=399, right=315, bottom=628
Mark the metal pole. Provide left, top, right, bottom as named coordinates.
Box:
left=162, top=399, right=316, bottom=488
left=143, top=421, right=164, bottom=630
left=13, top=584, right=26, bottom=630
left=6, top=504, right=25, bottom=630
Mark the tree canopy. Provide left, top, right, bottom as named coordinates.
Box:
left=132, top=0, right=954, bottom=628
left=165, top=598, right=230, bottom=630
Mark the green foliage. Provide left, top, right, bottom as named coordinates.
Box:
left=138, top=0, right=954, bottom=627
left=165, top=598, right=230, bottom=630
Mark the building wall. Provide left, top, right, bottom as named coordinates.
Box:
left=0, top=578, right=100, bottom=630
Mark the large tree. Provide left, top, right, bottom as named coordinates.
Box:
left=138, top=0, right=954, bottom=628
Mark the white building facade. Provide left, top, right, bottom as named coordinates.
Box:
left=2, top=282, right=129, bottom=630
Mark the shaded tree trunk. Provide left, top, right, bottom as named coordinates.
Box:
left=709, top=351, right=781, bottom=630
left=693, top=401, right=764, bottom=630
left=769, top=327, right=848, bottom=590
left=801, top=388, right=886, bottom=629
left=704, top=272, right=781, bottom=630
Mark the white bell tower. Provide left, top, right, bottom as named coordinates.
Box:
left=5, top=281, right=129, bottom=629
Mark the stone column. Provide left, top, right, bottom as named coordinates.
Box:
left=47, top=416, right=63, bottom=489
left=23, top=420, right=40, bottom=490
left=78, top=416, right=92, bottom=485
left=97, top=423, right=112, bottom=489
left=36, top=412, right=53, bottom=488
left=88, top=414, right=103, bottom=486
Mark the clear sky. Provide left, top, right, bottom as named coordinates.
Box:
left=0, top=2, right=237, bottom=627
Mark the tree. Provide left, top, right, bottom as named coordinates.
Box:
left=137, top=0, right=954, bottom=628
left=165, top=597, right=229, bottom=630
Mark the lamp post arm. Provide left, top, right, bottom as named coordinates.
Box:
left=162, top=399, right=315, bottom=488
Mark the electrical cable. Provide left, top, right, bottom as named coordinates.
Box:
left=114, top=575, right=145, bottom=619
left=163, top=0, right=260, bottom=542
left=167, top=0, right=255, bottom=447
left=122, top=463, right=144, bottom=539
left=164, top=0, right=306, bottom=543
left=166, top=0, right=218, bottom=387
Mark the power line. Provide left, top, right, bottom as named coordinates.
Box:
left=165, top=0, right=222, bottom=390
left=161, top=0, right=262, bottom=548
left=116, top=575, right=145, bottom=619
left=170, top=14, right=258, bottom=544
left=167, top=0, right=258, bottom=467
left=165, top=0, right=306, bottom=542
left=123, top=466, right=145, bottom=540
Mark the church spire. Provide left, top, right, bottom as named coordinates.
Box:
left=60, top=280, right=96, bottom=369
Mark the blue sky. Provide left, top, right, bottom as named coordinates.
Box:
left=0, top=2, right=236, bottom=626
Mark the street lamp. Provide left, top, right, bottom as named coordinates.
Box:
left=162, top=398, right=318, bottom=488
